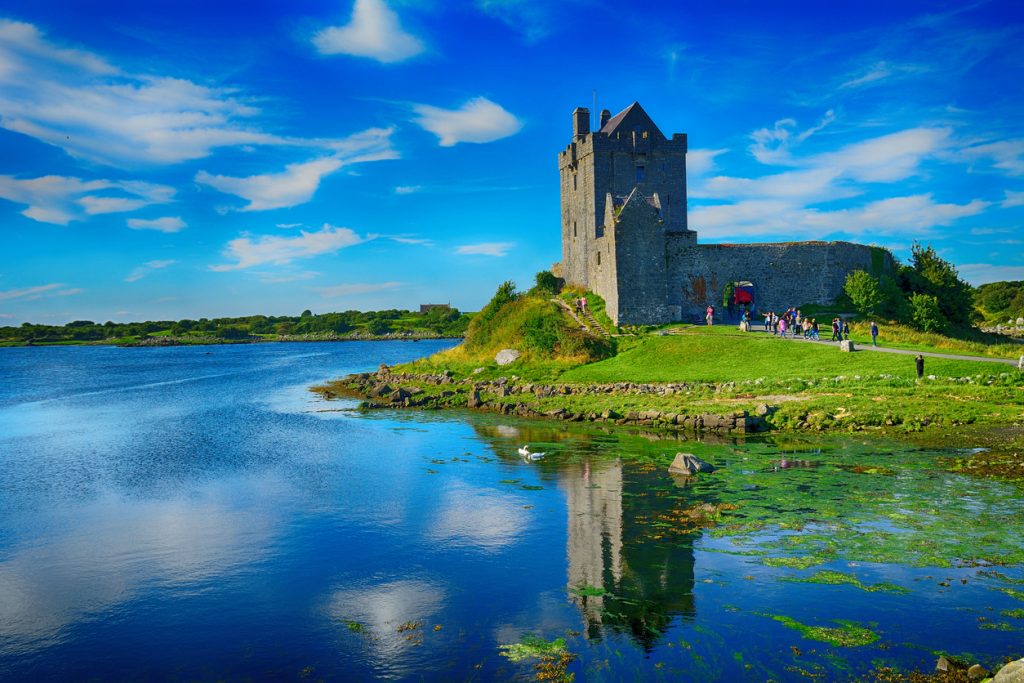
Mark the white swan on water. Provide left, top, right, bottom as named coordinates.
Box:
left=518, top=445, right=546, bottom=460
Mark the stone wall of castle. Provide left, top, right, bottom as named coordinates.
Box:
left=666, top=240, right=893, bottom=319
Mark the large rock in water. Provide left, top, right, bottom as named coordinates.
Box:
left=668, top=453, right=715, bottom=476
left=495, top=349, right=521, bottom=366
left=994, top=658, right=1024, bottom=683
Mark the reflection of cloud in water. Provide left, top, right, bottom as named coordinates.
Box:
left=491, top=425, right=520, bottom=439
left=325, top=579, right=446, bottom=676
left=0, top=488, right=279, bottom=654
left=428, top=482, right=527, bottom=551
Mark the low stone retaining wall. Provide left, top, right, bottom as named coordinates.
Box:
left=322, top=366, right=766, bottom=434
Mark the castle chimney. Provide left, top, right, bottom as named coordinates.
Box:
left=599, top=109, right=611, bottom=129
left=572, top=107, right=590, bottom=138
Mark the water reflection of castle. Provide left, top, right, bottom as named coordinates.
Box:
left=562, top=458, right=696, bottom=648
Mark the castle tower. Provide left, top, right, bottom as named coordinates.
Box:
left=556, top=102, right=693, bottom=324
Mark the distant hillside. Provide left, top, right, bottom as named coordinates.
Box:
left=0, top=307, right=471, bottom=346
left=975, top=280, right=1024, bottom=324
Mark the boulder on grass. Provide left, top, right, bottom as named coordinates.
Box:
left=840, top=340, right=855, bottom=352
left=668, top=453, right=715, bottom=476
left=495, top=349, right=521, bottom=366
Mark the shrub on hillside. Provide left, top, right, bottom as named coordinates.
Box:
left=844, top=270, right=883, bottom=316
left=909, top=292, right=946, bottom=333
left=531, top=270, right=564, bottom=296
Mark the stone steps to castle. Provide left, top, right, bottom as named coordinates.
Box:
left=551, top=298, right=609, bottom=338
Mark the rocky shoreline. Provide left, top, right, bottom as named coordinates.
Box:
left=316, top=365, right=769, bottom=434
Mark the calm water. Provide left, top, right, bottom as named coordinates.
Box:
left=0, top=342, right=1022, bottom=681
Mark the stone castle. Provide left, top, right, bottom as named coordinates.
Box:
left=552, top=102, right=891, bottom=325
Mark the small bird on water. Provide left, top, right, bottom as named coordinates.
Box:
left=518, top=445, right=545, bottom=460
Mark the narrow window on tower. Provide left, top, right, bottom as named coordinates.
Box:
left=597, top=251, right=601, bottom=266
left=573, top=174, right=577, bottom=191
left=573, top=221, right=577, bottom=237
left=636, top=166, right=645, bottom=182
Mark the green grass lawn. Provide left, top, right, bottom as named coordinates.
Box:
left=561, top=327, right=1011, bottom=384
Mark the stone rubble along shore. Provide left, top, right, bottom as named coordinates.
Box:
left=322, top=365, right=767, bottom=434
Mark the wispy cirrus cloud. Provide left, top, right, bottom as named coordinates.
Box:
left=0, top=174, right=174, bottom=225
left=412, top=97, right=522, bottom=147
left=0, top=19, right=383, bottom=167
left=127, top=216, right=186, bottom=233
left=195, top=128, right=396, bottom=210
left=690, top=194, right=988, bottom=240
left=211, top=224, right=367, bottom=271
left=312, top=0, right=424, bottom=63
left=455, top=241, right=514, bottom=256
left=0, top=283, right=82, bottom=301
left=957, top=264, right=1024, bottom=287
left=125, top=259, right=176, bottom=283
left=476, top=0, right=554, bottom=42
left=317, top=281, right=402, bottom=298
left=1002, top=190, right=1024, bottom=208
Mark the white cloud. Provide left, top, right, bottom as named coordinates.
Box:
left=412, top=97, right=522, bottom=147
left=312, top=0, right=424, bottom=63
left=275, top=223, right=302, bottom=229
left=690, top=194, right=988, bottom=240
left=317, top=281, right=402, bottom=297
left=749, top=110, right=834, bottom=165
left=476, top=0, right=553, bottom=42
left=126, top=216, right=186, bottom=233
left=125, top=259, right=176, bottom=283
left=957, top=264, right=1024, bottom=286
left=0, top=19, right=378, bottom=167
left=0, top=283, right=63, bottom=301
left=0, top=175, right=174, bottom=225
left=394, top=185, right=422, bottom=195
left=455, top=241, right=515, bottom=256
left=195, top=128, right=396, bottom=211
left=686, top=148, right=728, bottom=178
left=959, top=139, right=1024, bottom=176
left=814, top=127, right=952, bottom=182
left=1003, top=190, right=1024, bottom=208
left=389, top=236, right=434, bottom=246
left=211, top=224, right=366, bottom=271
left=839, top=61, right=894, bottom=89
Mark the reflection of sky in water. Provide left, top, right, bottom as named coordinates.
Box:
left=1, top=342, right=1023, bottom=681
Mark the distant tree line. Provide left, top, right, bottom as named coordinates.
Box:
left=842, top=243, right=980, bottom=333
left=0, top=307, right=471, bottom=344
left=974, top=281, right=1024, bottom=324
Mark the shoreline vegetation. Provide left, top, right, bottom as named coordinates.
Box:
left=312, top=273, right=1024, bottom=472
left=0, top=306, right=472, bottom=347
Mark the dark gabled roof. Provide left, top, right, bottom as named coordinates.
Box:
left=599, top=102, right=666, bottom=139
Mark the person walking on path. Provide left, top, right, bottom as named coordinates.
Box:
left=870, top=321, right=879, bottom=347
left=842, top=320, right=850, bottom=341
left=915, top=354, right=925, bottom=379
left=811, top=319, right=819, bottom=340
left=706, top=305, right=714, bottom=326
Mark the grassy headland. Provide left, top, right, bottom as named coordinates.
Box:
left=314, top=280, right=1024, bottom=437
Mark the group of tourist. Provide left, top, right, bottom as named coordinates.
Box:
left=574, top=297, right=589, bottom=315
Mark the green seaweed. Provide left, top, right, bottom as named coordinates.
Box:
left=762, top=556, right=828, bottom=569
left=344, top=620, right=367, bottom=633
left=570, top=585, right=609, bottom=597
left=763, top=614, right=880, bottom=647
left=499, top=635, right=570, bottom=662
left=782, top=570, right=909, bottom=594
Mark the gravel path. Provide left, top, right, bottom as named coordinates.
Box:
left=745, top=327, right=1022, bottom=367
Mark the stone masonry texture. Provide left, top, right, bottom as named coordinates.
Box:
left=555, top=103, right=893, bottom=325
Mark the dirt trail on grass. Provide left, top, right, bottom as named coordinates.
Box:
left=743, top=328, right=1021, bottom=367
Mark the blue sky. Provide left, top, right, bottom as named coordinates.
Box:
left=1, top=0, right=1022, bottom=324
